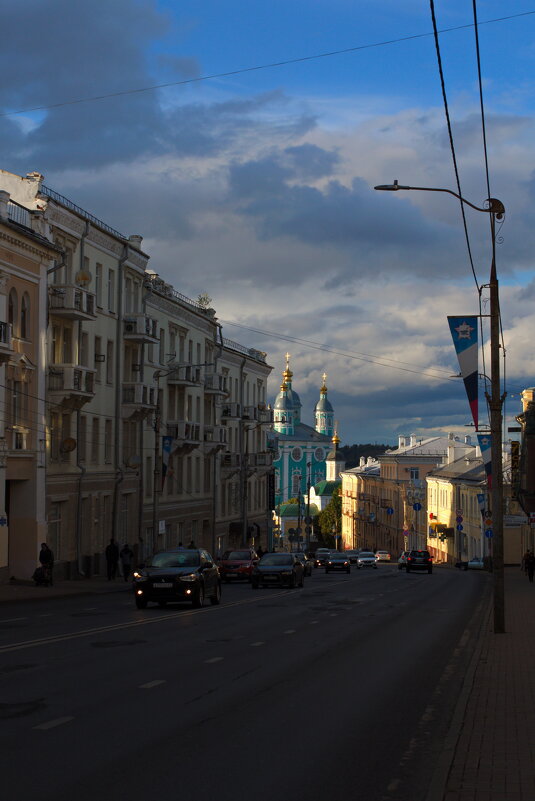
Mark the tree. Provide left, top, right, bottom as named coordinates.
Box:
left=318, top=488, right=342, bottom=548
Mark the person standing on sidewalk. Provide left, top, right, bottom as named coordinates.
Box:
left=526, top=550, right=535, bottom=583
left=120, top=543, right=134, bottom=582
left=105, top=538, right=119, bottom=581
left=39, top=543, right=54, bottom=586
left=522, top=549, right=530, bottom=573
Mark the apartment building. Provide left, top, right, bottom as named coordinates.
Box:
left=0, top=189, right=59, bottom=580
left=0, top=169, right=274, bottom=579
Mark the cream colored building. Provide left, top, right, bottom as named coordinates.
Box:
left=0, top=189, right=59, bottom=580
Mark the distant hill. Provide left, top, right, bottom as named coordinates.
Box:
left=339, top=443, right=391, bottom=469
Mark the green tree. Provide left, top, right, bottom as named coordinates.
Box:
left=318, top=487, right=342, bottom=548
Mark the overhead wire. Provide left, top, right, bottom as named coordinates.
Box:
left=0, top=11, right=533, bottom=118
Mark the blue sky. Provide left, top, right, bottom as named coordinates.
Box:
left=1, top=1, right=534, bottom=444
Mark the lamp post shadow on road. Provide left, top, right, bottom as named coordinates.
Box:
left=375, top=180, right=505, bottom=634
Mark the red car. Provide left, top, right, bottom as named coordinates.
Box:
left=218, top=549, right=259, bottom=582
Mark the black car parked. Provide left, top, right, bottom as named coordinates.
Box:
left=133, top=548, right=221, bottom=608
left=406, top=550, right=433, bottom=574
left=251, top=553, right=304, bottom=588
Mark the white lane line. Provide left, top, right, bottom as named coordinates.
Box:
left=139, top=680, right=166, bottom=689
left=0, top=589, right=294, bottom=654
left=251, top=641, right=265, bottom=647
left=309, top=620, right=318, bottom=625
left=329, top=613, right=338, bottom=617
left=39, top=614, right=53, bottom=618
left=84, top=607, right=97, bottom=611
left=33, top=716, right=74, bottom=730
left=205, top=657, right=224, bottom=663
left=0, top=617, right=27, bottom=623
left=284, top=629, right=296, bottom=635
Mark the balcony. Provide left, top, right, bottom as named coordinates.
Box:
left=258, top=404, right=273, bottom=424
left=167, top=365, right=202, bottom=387
left=0, top=322, right=13, bottom=364
left=48, top=365, right=96, bottom=408
left=49, top=285, right=97, bottom=321
left=167, top=420, right=201, bottom=454
left=242, top=405, right=258, bottom=421
left=204, top=373, right=228, bottom=395
left=221, top=452, right=241, bottom=470
left=123, top=314, right=159, bottom=344
left=221, top=402, right=241, bottom=419
left=121, top=382, right=156, bottom=418
left=203, top=424, right=227, bottom=454
left=247, top=452, right=274, bottom=468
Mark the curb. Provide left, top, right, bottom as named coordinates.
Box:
left=424, top=583, right=493, bottom=801
left=0, top=584, right=132, bottom=606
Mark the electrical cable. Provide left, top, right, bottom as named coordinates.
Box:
left=1, top=11, right=533, bottom=119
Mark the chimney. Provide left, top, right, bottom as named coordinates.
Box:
left=398, top=435, right=407, bottom=449
left=129, top=234, right=143, bottom=249
left=0, top=190, right=10, bottom=220
left=521, top=388, right=535, bottom=412
left=464, top=435, right=472, bottom=445
left=410, top=434, right=417, bottom=447
left=360, top=456, right=366, bottom=467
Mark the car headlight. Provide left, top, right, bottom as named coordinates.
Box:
left=179, top=573, right=197, bottom=582
left=133, top=571, right=145, bottom=580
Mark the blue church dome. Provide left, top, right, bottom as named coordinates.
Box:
left=314, top=395, right=333, bottom=413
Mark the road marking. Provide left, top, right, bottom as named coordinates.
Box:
left=39, top=614, right=53, bottom=618
left=33, top=716, right=74, bottom=730
left=84, top=607, right=97, bottom=611
left=139, top=680, right=166, bottom=689
left=329, top=613, right=338, bottom=617
left=205, top=657, right=224, bottom=663
left=0, top=617, right=27, bottom=623
left=0, top=590, right=293, bottom=654
left=309, top=620, right=318, bottom=625
left=251, top=641, right=265, bottom=647
left=284, top=629, right=296, bottom=635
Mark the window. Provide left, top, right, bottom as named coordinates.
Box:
left=8, top=289, right=17, bottom=336
left=410, top=467, right=420, bottom=480
left=91, top=418, right=99, bottom=464
left=79, top=416, right=87, bottom=462
left=47, top=502, right=63, bottom=561
left=159, top=329, right=165, bottom=364
left=95, top=263, right=102, bottom=307
left=145, top=457, right=152, bottom=497
left=20, top=293, right=30, bottom=339
left=62, top=326, right=72, bottom=363
left=50, top=412, right=60, bottom=461
left=107, top=269, right=115, bottom=312
left=104, top=419, right=112, bottom=463
left=106, top=341, right=114, bottom=384
left=292, top=471, right=301, bottom=495
left=94, top=336, right=102, bottom=382
left=80, top=331, right=89, bottom=366
left=125, top=277, right=133, bottom=313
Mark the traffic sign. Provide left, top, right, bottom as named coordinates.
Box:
left=305, top=525, right=312, bottom=535
left=456, top=524, right=463, bottom=531
left=456, top=508, right=463, bottom=516
left=485, top=518, right=492, bottom=527
left=386, top=507, right=394, bottom=515
left=456, top=515, right=463, bottom=524
left=413, top=503, right=422, bottom=511
left=485, top=528, right=493, bottom=538
left=304, top=516, right=312, bottom=525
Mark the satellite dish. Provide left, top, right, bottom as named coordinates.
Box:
left=60, top=437, right=77, bottom=453
left=75, top=269, right=92, bottom=287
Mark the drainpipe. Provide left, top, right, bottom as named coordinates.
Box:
left=239, top=356, right=247, bottom=546
left=210, top=323, right=224, bottom=556
left=112, top=244, right=128, bottom=541
left=74, top=222, right=90, bottom=576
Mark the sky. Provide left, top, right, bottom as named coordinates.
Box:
left=1, top=1, right=534, bottom=445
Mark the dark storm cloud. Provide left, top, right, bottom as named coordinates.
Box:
left=283, top=144, right=340, bottom=180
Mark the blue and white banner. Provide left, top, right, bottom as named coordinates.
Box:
left=161, top=435, right=173, bottom=488
left=448, top=316, right=479, bottom=430
left=477, top=434, right=492, bottom=490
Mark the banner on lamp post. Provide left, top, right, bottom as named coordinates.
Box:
left=448, top=316, right=479, bottom=430
left=161, top=435, right=173, bottom=488
left=477, top=433, right=492, bottom=490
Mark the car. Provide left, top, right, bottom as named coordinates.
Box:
left=314, top=548, right=331, bottom=568
left=344, top=550, right=360, bottom=564
left=294, top=552, right=313, bottom=577
left=132, top=548, right=221, bottom=608
left=251, top=553, right=304, bottom=588
left=218, top=548, right=258, bottom=582
left=375, top=550, right=391, bottom=562
left=467, top=556, right=484, bottom=570
left=406, top=550, right=433, bottom=574
left=357, top=551, right=378, bottom=569
left=325, top=553, right=351, bottom=574
left=398, top=550, right=410, bottom=570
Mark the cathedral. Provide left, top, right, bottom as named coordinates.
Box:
left=273, top=355, right=340, bottom=506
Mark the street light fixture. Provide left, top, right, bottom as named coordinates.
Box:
left=375, top=179, right=505, bottom=633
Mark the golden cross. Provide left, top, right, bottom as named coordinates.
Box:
left=322, top=372, right=327, bottom=384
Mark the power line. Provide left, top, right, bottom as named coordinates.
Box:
left=1, top=11, right=533, bottom=118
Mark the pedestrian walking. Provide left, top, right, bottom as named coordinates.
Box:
left=105, top=538, right=119, bottom=581
left=120, top=543, right=134, bottom=582
left=526, top=551, right=535, bottom=583
left=39, top=542, right=54, bottom=586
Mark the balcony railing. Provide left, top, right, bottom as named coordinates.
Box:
left=121, top=382, right=156, bottom=407
left=204, top=425, right=227, bottom=444
left=204, top=373, right=228, bottom=394
left=48, top=365, right=96, bottom=396
left=49, top=285, right=97, bottom=320
left=0, top=321, right=13, bottom=358
left=167, top=421, right=201, bottom=443
left=221, top=402, right=241, bottom=419
left=167, top=365, right=202, bottom=386
left=123, top=314, right=159, bottom=342
left=222, top=453, right=241, bottom=468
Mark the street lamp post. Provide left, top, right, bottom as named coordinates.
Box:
left=375, top=180, right=505, bottom=633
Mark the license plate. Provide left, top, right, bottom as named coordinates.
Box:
left=264, top=575, right=278, bottom=581
left=153, top=582, right=172, bottom=588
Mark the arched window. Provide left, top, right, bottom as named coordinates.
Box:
left=292, top=471, right=301, bottom=496
left=20, top=293, right=30, bottom=339
left=8, top=289, right=17, bottom=335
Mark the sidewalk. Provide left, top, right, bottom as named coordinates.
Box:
left=0, top=575, right=132, bottom=604
left=432, top=566, right=535, bottom=801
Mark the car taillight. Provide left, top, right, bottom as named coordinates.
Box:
left=408, top=557, right=413, bottom=562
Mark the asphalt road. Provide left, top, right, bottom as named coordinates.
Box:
left=0, top=564, right=491, bottom=801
